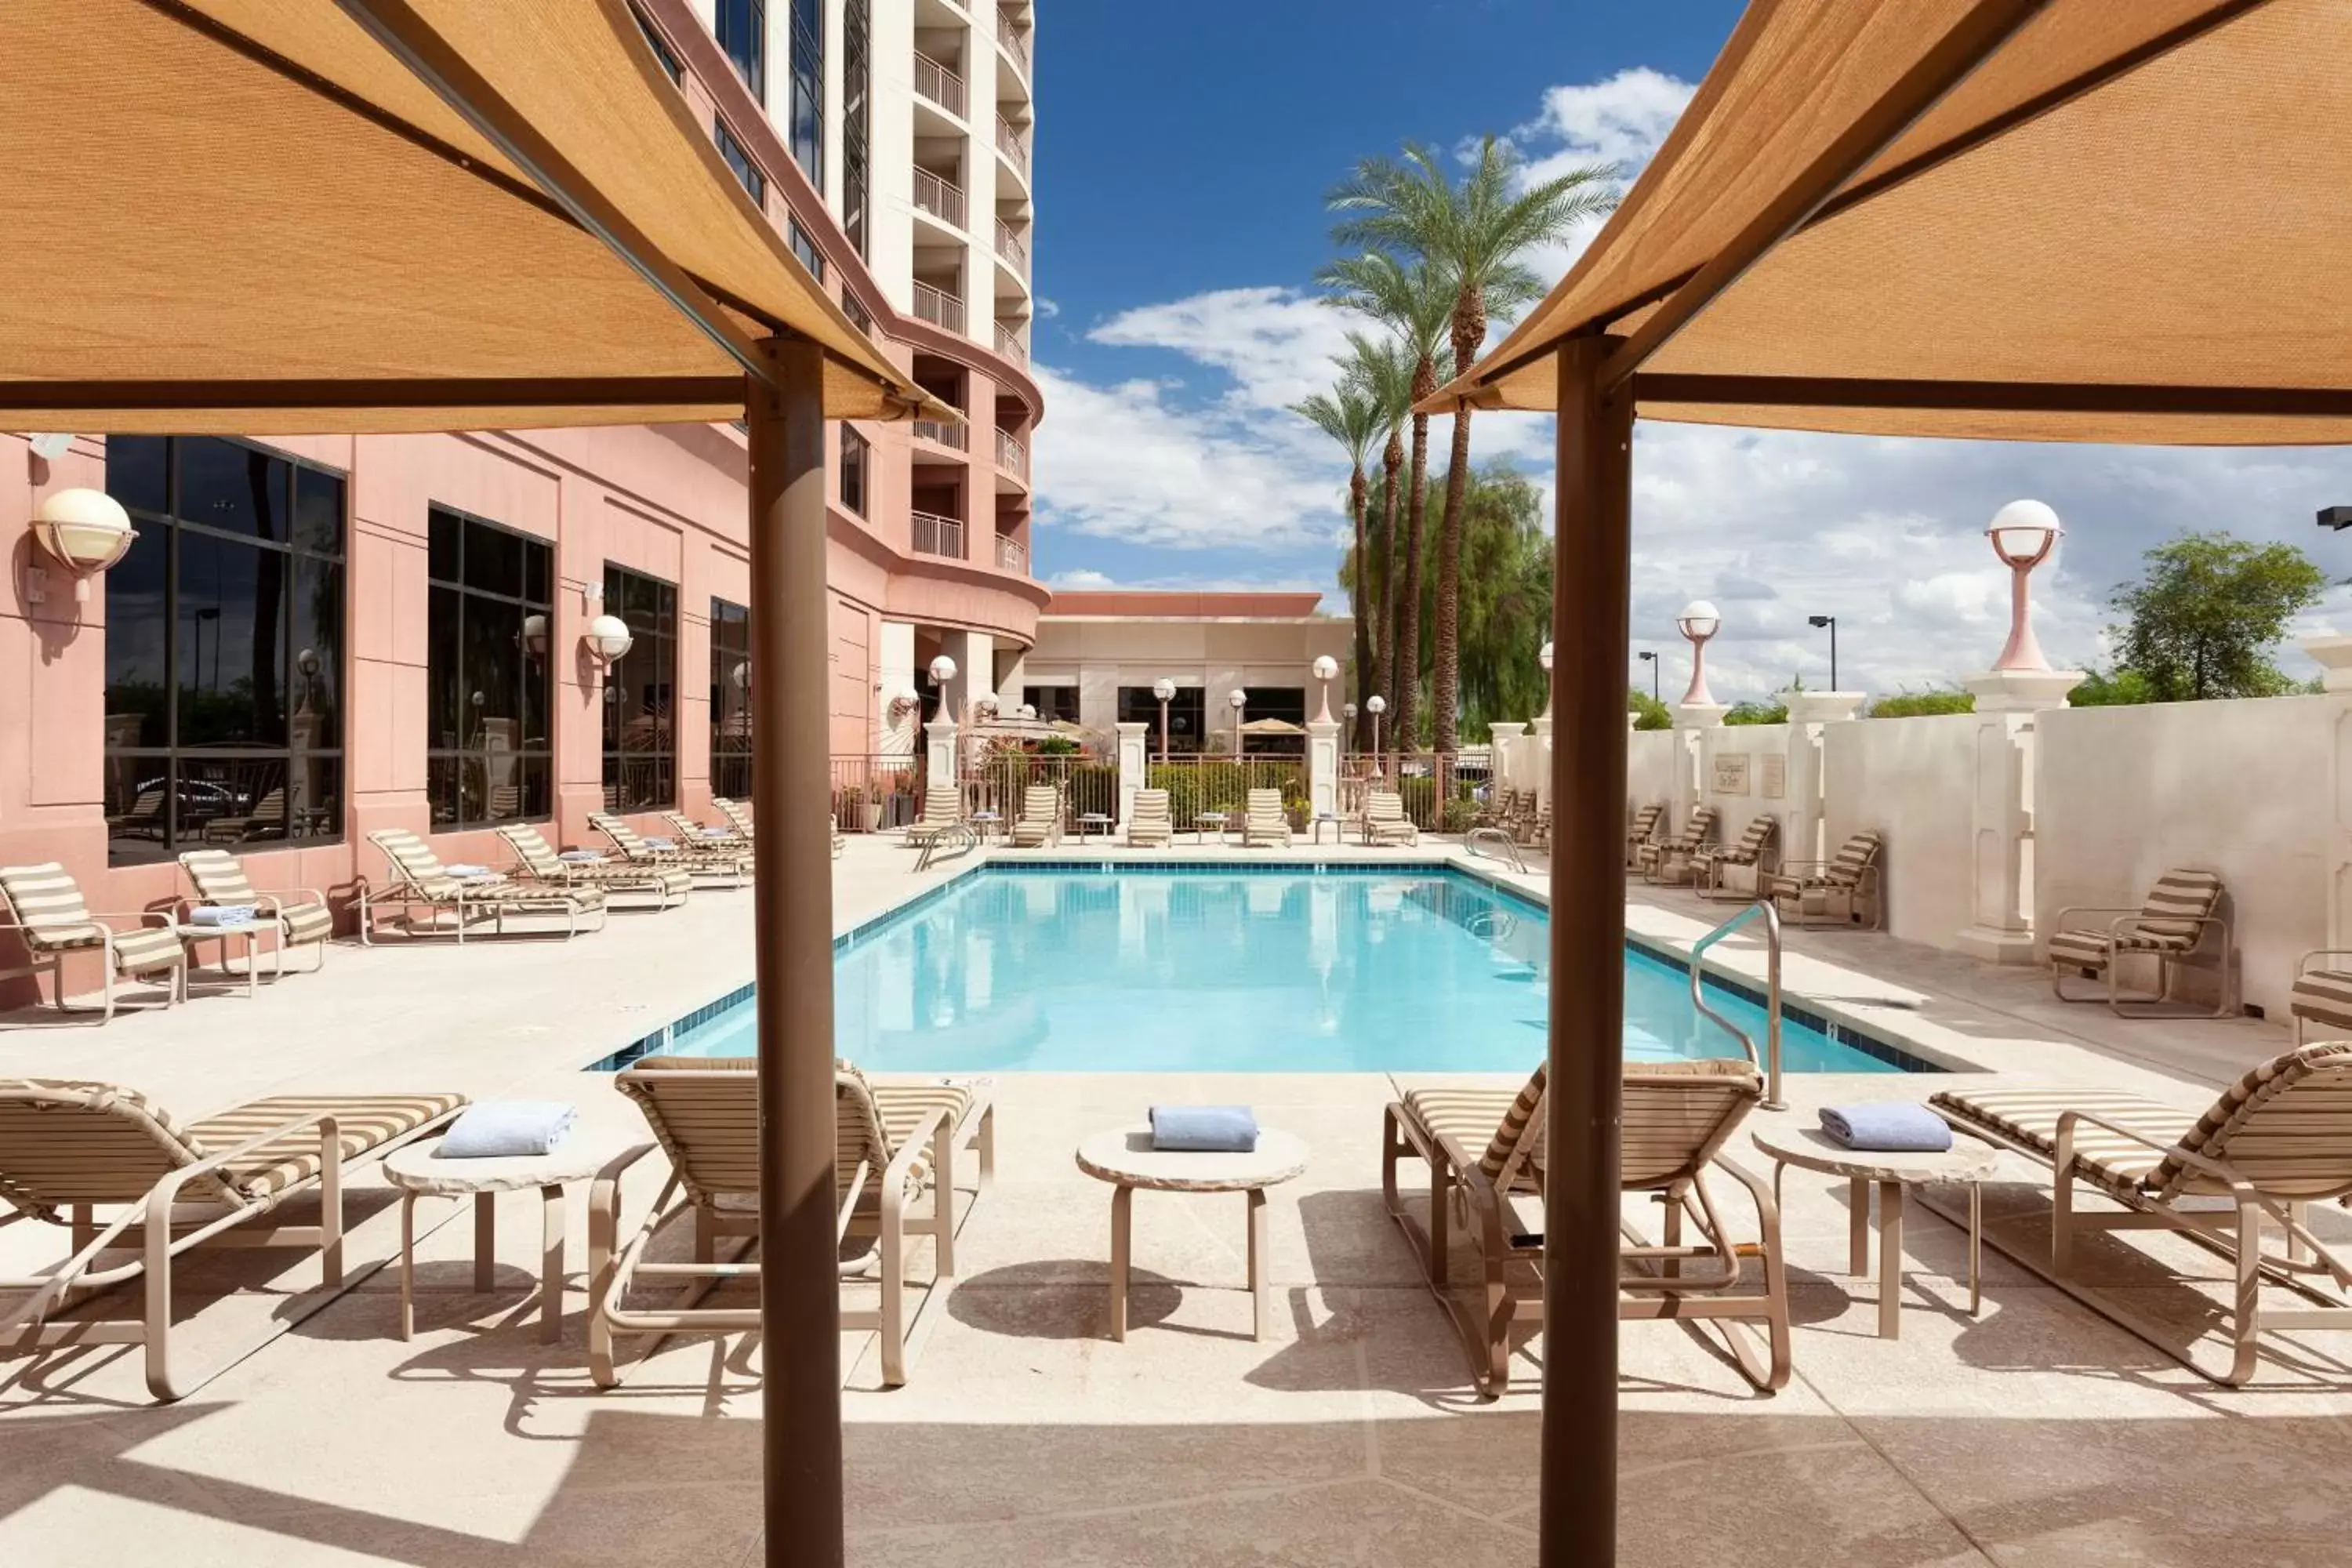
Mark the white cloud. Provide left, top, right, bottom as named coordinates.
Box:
left=1510, top=67, right=1696, bottom=183
left=1085, top=286, right=1356, bottom=413
left=1036, top=297, right=1062, bottom=318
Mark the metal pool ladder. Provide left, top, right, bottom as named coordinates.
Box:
left=1689, top=898, right=1785, bottom=1110
left=914, top=821, right=979, bottom=872
left=1464, top=827, right=1526, bottom=873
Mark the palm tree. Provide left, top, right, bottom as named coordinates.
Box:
left=1316, top=252, right=1451, bottom=750
left=1329, top=137, right=1617, bottom=752
left=1290, top=376, right=1381, bottom=744
left=1342, top=331, right=1414, bottom=747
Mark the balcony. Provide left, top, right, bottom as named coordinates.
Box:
left=913, top=165, right=967, bottom=230
left=996, top=113, right=1029, bottom=180
left=995, top=427, right=1027, bottom=476
left=996, top=535, right=1029, bottom=574
left=912, top=510, right=967, bottom=559
left=913, top=280, right=966, bottom=335
left=995, top=218, right=1029, bottom=275
left=995, top=320, right=1027, bottom=362
left=913, top=50, right=967, bottom=118
left=914, top=416, right=969, bottom=451
left=997, top=5, right=1030, bottom=75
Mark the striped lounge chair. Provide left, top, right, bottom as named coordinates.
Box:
left=1125, top=788, right=1174, bottom=847
left=2290, top=953, right=2352, bottom=1046
left=497, top=822, right=690, bottom=911
left=712, top=797, right=756, bottom=839
left=0, top=862, right=187, bottom=1024
left=362, top=828, right=606, bottom=942
left=2046, top=868, right=2230, bottom=1016
left=1010, top=785, right=1062, bottom=848
left=1637, top=804, right=1715, bottom=884
left=1243, top=788, right=1292, bottom=848
left=591, top=1055, right=995, bottom=1389
left=901, top=784, right=964, bottom=848
left=1932, top=1042, right=2352, bottom=1385
left=1764, top=829, right=1882, bottom=928
left=662, top=809, right=746, bottom=850
left=1382, top=1056, right=1788, bottom=1396
left=1624, top=804, right=1666, bottom=869
left=1362, top=789, right=1419, bottom=847
left=0, top=1079, right=464, bottom=1400
left=1691, top=815, right=1778, bottom=899
left=178, top=848, right=335, bottom=976
left=590, top=811, right=751, bottom=888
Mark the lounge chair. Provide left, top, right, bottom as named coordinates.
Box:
left=590, top=811, right=751, bottom=888
left=2047, top=867, right=2230, bottom=1016
left=1624, top=803, right=1666, bottom=869
left=0, top=1078, right=465, bottom=1400
left=1126, top=788, right=1174, bottom=847
left=1382, top=1056, right=1788, bottom=1396
left=1243, top=788, right=1292, bottom=848
left=589, top=1056, right=995, bottom=1388
left=1691, top=815, right=1778, bottom=899
left=901, top=785, right=965, bottom=848
left=711, top=797, right=756, bottom=839
left=0, top=862, right=187, bottom=1023
left=829, top=813, right=844, bottom=859
left=1764, top=829, right=1882, bottom=928
left=1637, top=804, right=1716, bottom=883
left=497, top=822, right=690, bottom=910
left=662, top=809, right=745, bottom=851
left=108, top=786, right=169, bottom=844
left=177, top=848, right=333, bottom=976
left=1010, top=785, right=1062, bottom=848
left=1362, top=789, right=1419, bottom=846
left=201, top=784, right=288, bottom=843
left=1931, top=1042, right=2352, bottom=1385
left=361, top=828, right=606, bottom=942
left=2289, top=952, right=2352, bottom=1046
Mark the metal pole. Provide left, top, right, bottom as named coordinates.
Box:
left=1829, top=619, right=1838, bottom=691
left=1544, top=335, right=1632, bottom=1568
left=746, top=336, right=842, bottom=1568
left=1160, top=698, right=1169, bottom=765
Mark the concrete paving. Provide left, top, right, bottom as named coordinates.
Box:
left=1, top=833, right=2347, bottom=1566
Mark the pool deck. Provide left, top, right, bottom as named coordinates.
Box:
left=1, top=834, right=2346, bottom=1566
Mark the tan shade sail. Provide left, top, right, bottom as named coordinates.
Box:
left=0, top=0, right=931, bottom=431
left=1430, top=0, right=2352, bottom=445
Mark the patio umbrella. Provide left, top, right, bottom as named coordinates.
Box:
left=1, top=5, right=948, bottom=1563
left=1419, top=3, right=2352, bottom=1564
left=1239, top=717, right=1308, bottom=735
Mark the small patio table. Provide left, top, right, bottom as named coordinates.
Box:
left=1076, top=1124, right=1310, bottom=1342
left=1195, top=811, right=1229, bottom=845
left=1076, top=812, right=1113, bottom=841
left=169, top=918, right=266, bottom=999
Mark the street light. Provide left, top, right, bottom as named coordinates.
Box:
left=1985, top=499, right=2063, bottom=672
left=1538, top=639, right=1555, bottom=720
left=1228, top=688, right=1248, bottom=760
left=1365, top=692, right=1386, bottom=760
left=1152, top=676, right=1176, bottom=763
left=1806, top=614, right=1838, bottom=690
left=1311, top=654, right=1338, bottom=724
left=1675, top=599, right=1722, bottom=706
left=1636, top=649, right=1658, bottom=702
left=927, top=653, right=957, bottom=721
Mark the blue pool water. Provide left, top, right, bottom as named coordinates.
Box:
left=655, top=866, right=1919, bottom=1075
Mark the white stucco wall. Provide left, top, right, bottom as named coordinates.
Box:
left=1823, top=712, right=1978, bottom=946
left=1696, top=724, right=1796, bottom=866
left=1626, top=728, right=1685, bottom=828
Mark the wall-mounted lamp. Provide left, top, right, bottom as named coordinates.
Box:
left=888, top=687, right=920, bottom=720
left=27, top=488, right=136, bottom=603
left=520, top=612, right=550, bottom=659
left=730, top=659, right=751, bottom=691
left=583, top=612, right=634, bottom=666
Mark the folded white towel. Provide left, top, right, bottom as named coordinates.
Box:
left=438, top=1101, right=578, bottom=1159
left=557, top=850, right=605, bottom=864
left=643, top=836, right=677, bottom=850
left=188, top=905, right=256, bottom=927
left=699, top=826, right=731, bottom=837
left=445, top=863, right=495, bottom=879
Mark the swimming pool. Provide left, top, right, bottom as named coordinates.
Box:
left=639, top=866, right=1929, bottom=1075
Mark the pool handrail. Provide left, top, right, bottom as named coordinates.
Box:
left=1688, top=899, right=1785, bottom=1109
left=1464, top=827, right=1527, bottom=874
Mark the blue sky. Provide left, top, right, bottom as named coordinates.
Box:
left=1023, top=3, right=2352, bottom=702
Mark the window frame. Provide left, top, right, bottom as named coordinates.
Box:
left=714, top=118, right=766, bottom=204
left=839, top=424, right=869, bottom=517
left=602, top=564, right=681, bottom=812
left=424, top=505, right=557, bottom=831
left=717, top=0, right=766, bottom=100
left=710, top=597, right=753, bottom=801
left=1117, top=684, right=1207, bottom=754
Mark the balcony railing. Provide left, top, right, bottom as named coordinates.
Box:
left=996, top=535, right=1029, bottom=573
left=994, top=321, right=1026, bottom=362
left=913, top=417, right=969, bottom=451
left=913, top=280, right=966, bottom=335
left=997, top=5, right=1030, bottom=74
left=995, top=218, right=1029, bottom=274
left=913, top=165, right=967, bottom=230
left=996, top=113, right=1029, bottom=179
left=912, top=510, right=967, bottom=559
left=913, top=50, right=967, bottom=118
left=995, top=427, right=1027, bottom=475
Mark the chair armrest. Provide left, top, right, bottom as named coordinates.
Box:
left=2296, top=949, right=2352, bottom=978
left=2053, top=905, right=2138, bottom=929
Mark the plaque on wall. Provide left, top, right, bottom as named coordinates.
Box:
left=1760, top=753, right=1786, bottom=799
left=1711, top=753, right=1751, bottom=795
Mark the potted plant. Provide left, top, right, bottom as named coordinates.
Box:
left=860, top=777, right=886, bottom=833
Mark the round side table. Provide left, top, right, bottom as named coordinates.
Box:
left=1195, top=811, right=1230, bottom=845
left=1751, top=1124, right=2000, bottom=1339
left=1076, top=1125, right=1309, bottom=1342
left=1076, top=812, right=1113, bottom=841
left=384, top=1137, right=649, bottom=1343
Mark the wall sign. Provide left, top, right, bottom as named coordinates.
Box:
left=1712, top=753, right=1751, bottom=795
left=1760, top=753, right=1786, bottom=799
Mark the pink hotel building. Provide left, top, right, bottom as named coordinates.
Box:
left=0, top=0, right=1044, bottom=983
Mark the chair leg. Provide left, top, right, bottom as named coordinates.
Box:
left=318, top=1120, right=344, bottom=1288
left=2227, top=1196, right=2263, bottom=1387
left=931, top=1119, right=957, bottom=1279
left=877, top=1178, right=909, bottom=1388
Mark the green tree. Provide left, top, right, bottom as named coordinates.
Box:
left=1290, top=375, right=1381, bottom=748
left=1317, top=252, right=1454, bottom=748
left=1723, top=699, right=1789, bottom=725
left=1869, top=688, right=1976, bottom=718
left=2065, top=666, right=2155, bottom=706
left=1628, top=688, right=1671, bottom=730
left=2111, top=532, right=2327, bottom=701
left=1328, top=137, right=1617, bottom=753
left=1345, top=329, right=1417, bottom=749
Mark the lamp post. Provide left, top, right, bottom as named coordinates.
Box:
left=927, top=653, right=957, bottom=720
left=1311, top=654, right=1338, bottom=725
left=1539, top=640, right=1555, bottom=720
left=1674, top=600, right=1722, bottom=706
left=1152, top=677, right=1175, bottom=762
left=1806, top=614, right=1838, bottom=690
left=1366, top=693, right=1386, bottom=768
left=1228, top=688, right=1247, bottom=760
left=1636, top=649, right=1658, bottom=702
left=1986, top=499, right=2063, bottom=671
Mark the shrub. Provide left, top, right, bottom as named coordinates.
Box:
left=1868, top=688, right=1975, bottom=718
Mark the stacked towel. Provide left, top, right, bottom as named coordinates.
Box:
left=439, top=1102, right=579, bottom=1159
left=1149, top=1105, right=1260, bottom=1153
left=644, top=836, right=677, bottom=851
left=445, top=863, right=495, bottom=880
left=187, top=905, right=256, bottom=927
left=1820, top=1103, right=1953, bottom=1153
left=699, top=826, right=732, bottom=838
left=557, top=850, right=606, bottom=864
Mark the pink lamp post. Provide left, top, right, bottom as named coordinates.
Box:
left=1986, top=499, right=2063, bottom=671
left=1674, top=600, right=1722, bottom=705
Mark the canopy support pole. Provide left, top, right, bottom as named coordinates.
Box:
left=1543, top=334, right=1634, bottom=1568
left=747, top=336, right=843, bottom=1568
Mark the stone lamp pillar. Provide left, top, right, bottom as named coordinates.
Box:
left=1115, top=721, right=1150, bottom=829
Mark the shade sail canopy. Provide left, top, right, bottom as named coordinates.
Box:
left=0, top=0, right=937, bottom=432
left=1432, top=0, right=2352, bottom=445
